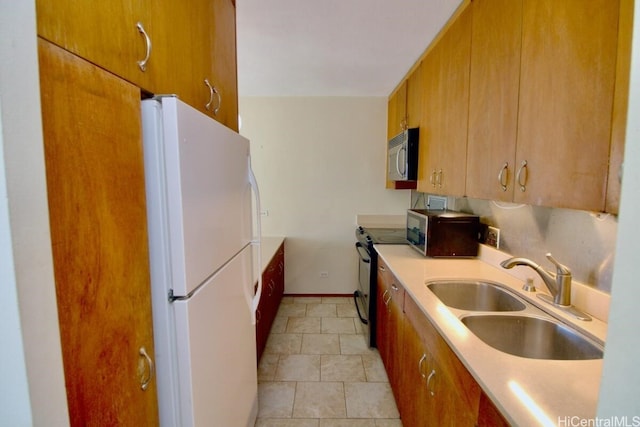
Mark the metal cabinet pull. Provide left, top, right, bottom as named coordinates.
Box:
left=418, top=353, right=428, bottom=379
left=430, top=170, right=437, bottom=187
left=516, top=160, right=528, bottom=192
left=382, top=289, right=389, bottom=305
left=204, top=79, right=222, bottom=115
left=139, top=347, right=154, bottom=391
left=391, top=284, right=399, bottom=292
left=268, top=280, right=275, bottom=296
left=426, top=369, right=436, bottom=396
left=498, top=162, right=509, bottom=192
left=136, top=22, right=151, bottom=72
left=379, top=265, right=386, bottom=272
left=437, top=169, right=443, bottom=188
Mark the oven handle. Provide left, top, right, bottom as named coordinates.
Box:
left=353, top=290, right=369, bottom=325
left=355, top=242, right=371, bottom=263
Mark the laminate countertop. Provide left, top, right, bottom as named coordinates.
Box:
left=375, top=244, right=608, bottom=427
left=258, top=236, right=285, bottom=274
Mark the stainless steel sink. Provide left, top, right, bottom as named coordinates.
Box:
left=426, top=280, right=526, bottom=312
left=461, top=315, right=603, bottom=360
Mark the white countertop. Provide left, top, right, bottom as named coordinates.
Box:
left=375, top=244, right=607, bottom=427
left=258, top=236, right=285, bottom=273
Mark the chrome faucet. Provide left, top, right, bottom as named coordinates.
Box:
left=500, top=253, right=572, bottom=306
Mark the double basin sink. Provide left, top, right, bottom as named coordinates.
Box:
left=426, top=280, right=603, bottom=360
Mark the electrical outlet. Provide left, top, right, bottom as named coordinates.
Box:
left=319, top=271, right=329, bottom=278
left=486, top=226, right=500, bottom=249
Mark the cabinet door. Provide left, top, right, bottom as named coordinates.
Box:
left=407, top=64, right=424, bottom=129
left=38, top=39, right=158, bottom=426
left=399, top=310, right=436, bottom=426
left=376, top=260, right=404, bottom=401
left=210, top=0, right=240, bottom=130
left=418, top=5, right=472, bottom=196
left=387, top=81, right=408, bottom=140
left=36, top=0, right=152, bottom=91
left=515, top=0, right=619, bottom=210
left=404, top=295, right=480, bottom=426
left=466, top=0, right=522, bottom=201
left=606, top=0, right=634, bottom=214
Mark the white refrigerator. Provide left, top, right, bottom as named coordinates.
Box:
left=141, top=96, right=262, bottom=427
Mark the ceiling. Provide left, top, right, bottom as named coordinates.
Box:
left=236, top=0, right=463, bottom=97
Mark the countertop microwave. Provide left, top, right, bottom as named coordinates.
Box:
left=388, top=128, right=419, bottom=181
left=407, top=209, right=480, bottom=257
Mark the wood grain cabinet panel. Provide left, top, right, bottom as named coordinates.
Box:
left=406, top=62, right=424, bottom=130
left=418, top=5, right=472, bottom=197
left=466, top=0, right=522, bottom=202
left=36, top=0, right=239, bottom=130
left=38, top=39, right=159, bottom=426
left=256, top=243, right=285, bottom=363
left=606, top=0, right=634, bottom=214
left=515, top=0, right=619, bottom=211
left=36, top=0, right=153, bottom=92
left=375, top=258, right=404, bottom=399
left=402, top=294, right=481, bottom=427
left=387, top=81, right=407, bottom=140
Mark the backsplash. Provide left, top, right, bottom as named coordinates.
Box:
left=411, top=192, right=618, bottom=293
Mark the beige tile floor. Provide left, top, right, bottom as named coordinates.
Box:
left=255, top=296, right=403, bottom=427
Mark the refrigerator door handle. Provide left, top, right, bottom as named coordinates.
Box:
left=248, top=155, right=262, bottom=325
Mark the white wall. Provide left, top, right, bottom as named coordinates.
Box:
left=239, top=97, right=410, bottom=294
left=597, top=0, right=640, bottom=416
left=0, top=1, right=69, bottom=425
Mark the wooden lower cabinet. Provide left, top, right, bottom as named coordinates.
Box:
left=38, top=39, right=159, bottom=426
left=401, top=294, right=480, bottom=426
left=377, top=262, right=509, bottom=426
left=376, top=258, right=405, bottom=398
left=256, top=242, right=285, bottom=362
left=478, top=391, right=510, bottom=427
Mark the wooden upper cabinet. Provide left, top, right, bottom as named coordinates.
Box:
left=38, top=39, right=158, bottom=426
left=36, top=0, right=153, bottom=91
left=406, top=62, right=424, bottom=129
left=515, top=0, right=619, bottom=211
left=606, top=0, right=633, bottom=214
left=36, top=0, right=240, bottom=131
left=418, top=4, right=472, bottom=197
left=211, top=0, right=239, bottom=130
left=387, top=80, right=408, bottom=140
left=466, top=0, right=522, bottom=202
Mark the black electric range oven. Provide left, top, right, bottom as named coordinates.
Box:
left=354, top=226, right=408, bottom=347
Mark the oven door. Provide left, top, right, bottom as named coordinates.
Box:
left=354, top=242, right=371, bottom=324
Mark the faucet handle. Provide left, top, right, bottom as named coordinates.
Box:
left=545, top=253, right=571, bottom=275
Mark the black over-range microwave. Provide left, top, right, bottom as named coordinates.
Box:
left=387, top=128, right=419, bottom=182
left=406, top=209, right=480, bottom=257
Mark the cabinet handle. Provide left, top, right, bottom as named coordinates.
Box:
left=136, top=22, right=151, bottom=72
left=379, top=265, right=386, bottom=272
left=426, top=369, right=436, bottom=397
left=256, top=309, right=261, bottom=323
left=139, top=346, right=154, bottom=391
left=268, top=280, right=275, bottom=296
left=516, top=160, right=528, bottom=192
left=383, top=289, right=392, bottom=307
left=430, top=170, right=437, bottom=187
left=278, top=262, right=284, bottom=274
left=204, top=79, right=221, bottom=115
left=498, top=162, right=509, bottom=192
left=418, top=353, right=428, bottom=379
left=391, top=284, right=399, bottom=292
left=437, top=169, right=443, bottom=188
